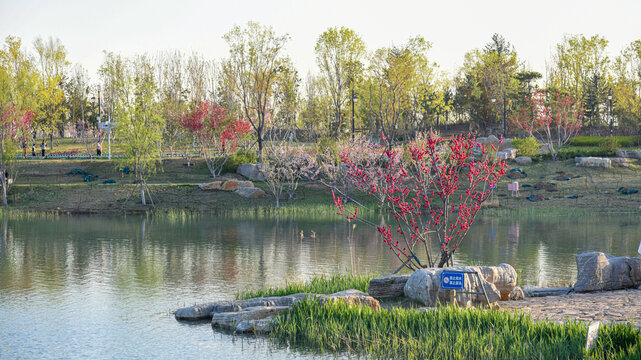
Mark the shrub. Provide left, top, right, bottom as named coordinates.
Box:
left=221, top=149, right=257, bottom=174
left=511, top=136, right=540, bottom=157
left=315, top=136, right=340, bottom=164
left=541, top=146, right=613, bottom=160
left=599, top=136, right=621, bottom=153
left=570, top=136, right=635, bottom=147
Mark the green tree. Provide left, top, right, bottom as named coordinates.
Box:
left=156, top=51, right=187, bottom=155
left=360, top=36, right=431, bottom=146
left=0, top=36, right=37, bottom=206
left=273, top=58, right=300, bottom=136
left=315, top=27, right=366, bottom=137
left=454, top=34, right=519, bottom=134
left=548, top=34, right=610, bottom=128
left=612, top=40, right=641, bottom=131
left=223, top=21, right=290, bottom=162
left=111, top=55, right=164, bottom=206
left=33, top=37, right=69, bottom=148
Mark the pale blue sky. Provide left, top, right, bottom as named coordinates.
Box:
left=1, top=0, right=640, bottom=80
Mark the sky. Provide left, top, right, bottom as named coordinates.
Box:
left=1, top=0, right=640, bottom=82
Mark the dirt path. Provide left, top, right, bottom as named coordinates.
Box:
left=501, top=289, right=641, bottom=327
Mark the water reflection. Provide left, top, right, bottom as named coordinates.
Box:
left=0, top=213, right=640, bottom=359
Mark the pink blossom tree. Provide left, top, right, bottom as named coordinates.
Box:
left=180, top=101, right=252, bottom=177
left=333, top=133, right=507, bottom=270
left=263, top=141, right=316, bottom=208
left=510, top=89, right=583, bottom=160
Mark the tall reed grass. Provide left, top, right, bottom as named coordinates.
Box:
left=273, top=299, right=641, bottom=359
left=236, top=273, right=372, bottom=300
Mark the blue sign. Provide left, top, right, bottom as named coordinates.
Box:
left=441, top=271, right=465, bottom=290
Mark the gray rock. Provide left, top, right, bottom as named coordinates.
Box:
left=319, top=289, right=381, bottom=310
left=611, top=157, right=631, bottom=167
left=515, top=156, right=532, bottom=165
left=616, top=150, right=641, bottom=159
left=574, top=251, right=641, bottom=292
left=211, top=306, right=289, bottom=331
left=368, top=274, right=412, bottom=298
left=496, top=148, right=517, bottom=160
left=175, top=303, right=218, bottom=321
left=539, top=143, right=553, bottom=154
left=236, top=186, right=266, bottom=198
left=575, top=157, right=611, bottom=168
left=509, top=286, right=525, bottom=300
left=476, top=137, right=488, bottom=145
left=198, top=181, right=222, bottom=191
left=175, top=293, right=307, bottom=320
left=522, top=287, right=572, bottom=297
left=487, top=135, right=500, bottom=145
left=237, top=163, right=266, bottom=181
left=403, top=266, right=504, bottom=307
left=499, top=138, right=512, bottom=150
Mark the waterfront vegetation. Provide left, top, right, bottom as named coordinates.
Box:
left=236, top=273, right=371, bottom=300
left=273, top=299, right=641, bottom=359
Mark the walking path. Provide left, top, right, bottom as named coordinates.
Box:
left=501, top=288, right=641, bottom=327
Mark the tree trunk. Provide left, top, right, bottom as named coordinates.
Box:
left=437, top=250, right=450, bottom=268
left=1, top=174, right=7, bottom=206
left=257, top=136, right=263, bottom=163
left=50, top=133, right=53, bottom=150
left=140, top=174, right=146, bottom=206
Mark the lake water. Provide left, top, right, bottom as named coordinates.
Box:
left=1, top=213, right=640, bottom=359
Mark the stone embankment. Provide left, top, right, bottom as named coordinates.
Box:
left=175, top=290, right=379, bottom=334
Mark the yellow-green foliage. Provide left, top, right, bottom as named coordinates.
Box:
left=512, top=136, right=540, bottom=157
left=599, top=136, right=621, bottom=153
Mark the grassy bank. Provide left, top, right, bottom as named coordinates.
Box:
left=4, top=156, right=641, bottom=215
left=273, top=300, right=641, bottom=359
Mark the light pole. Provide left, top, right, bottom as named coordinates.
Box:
left=491, top=97, right=497, bottom=134
left=91, top=91, right=101, bottom=157
left=502, top=92, right=507, bottom=138
left=351, top=89, right=357, bottom=140
left=608, top=88, right=613, bottom=136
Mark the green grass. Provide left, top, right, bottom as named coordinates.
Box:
left=235, top=273, right=373, bottom=300
left=273, top=299, right=641, bottom=359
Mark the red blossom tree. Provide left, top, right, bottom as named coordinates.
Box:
left=180, top=101, right=252, bottom=177
left=0, top=104, right=33, bottom=205
left=510, top=89, right=583, bottom=160
left=332, top=133, right=507, bottom=270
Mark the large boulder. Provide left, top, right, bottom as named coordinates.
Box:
left=368, top=274, right=412, bottom=298
left=175, top=303, right=218, bottom=321
left=574, top=251, right=641, bottom=292
left=487, top=135, right=500, bottom=146
left=615, top=150, right=641, bottom=159
left=221, top=180, right=241, bottom=191
left=237, top=163, right=266, bottom=181
left=499, top=138, right=512, bottom=150
left=318, top=289, right=381, bottom=310
left=403, top=266, right=513, bottom=307
left=198, top=181, right=222, bottom=191
left=236, top=187, right=266, bottom=198
left=496, top=148, right=517, bottom=160
left=575, top=157, right=611, bottom=168
left=515, top=156, right=532, bottom=165
left=211, top=305, right=289, bottom=333
left=611, top=157, right=631, bottom=167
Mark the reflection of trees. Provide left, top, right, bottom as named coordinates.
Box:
left=2, top=214, right=638, bottom=295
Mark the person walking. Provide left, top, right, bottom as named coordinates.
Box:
left=97, top=142, right=102, bottom=156
left=31, top=144, right=36, bottom=157
left=41, top=141, right=46, bottom=157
